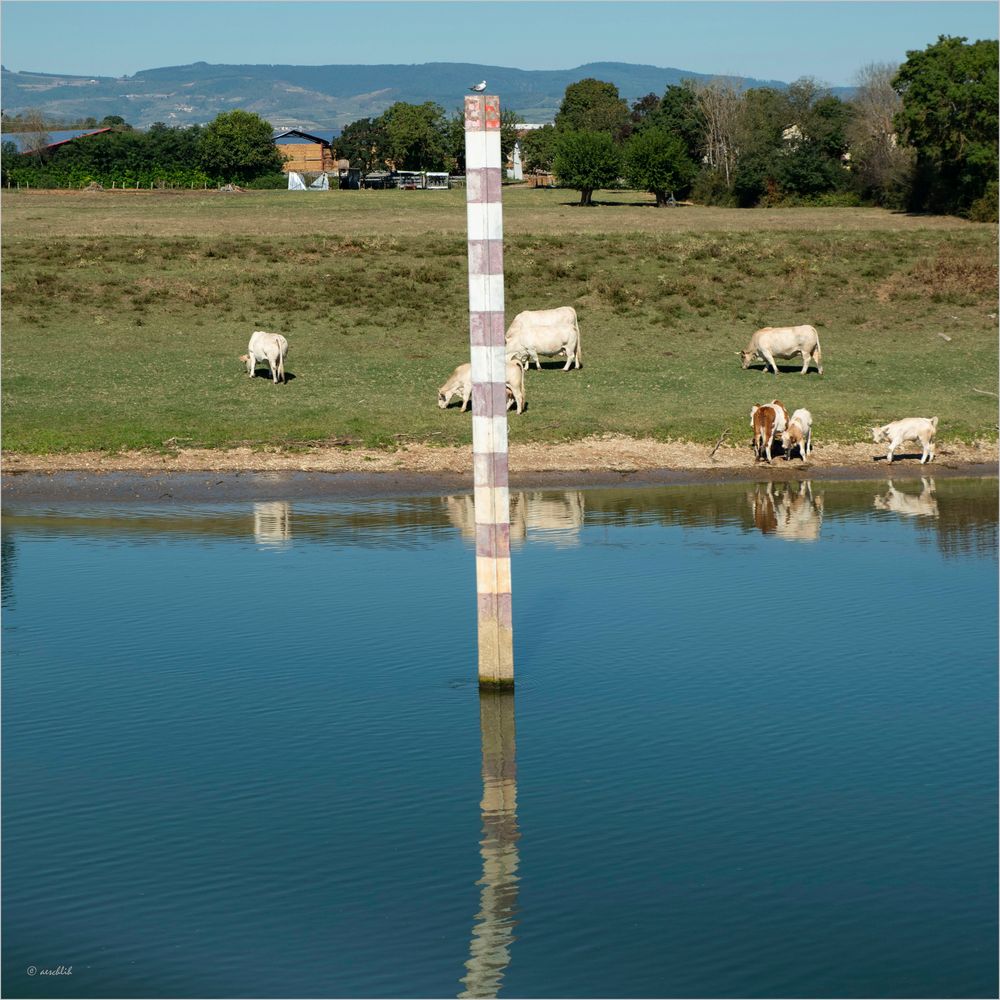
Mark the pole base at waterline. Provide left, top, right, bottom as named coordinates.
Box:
left=477, top=620, right=514, bottom=688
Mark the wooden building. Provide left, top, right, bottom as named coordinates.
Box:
left=272, top=129, right=337, bottom=174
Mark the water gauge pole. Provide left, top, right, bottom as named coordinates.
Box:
left=464, top=94, right=514, bottom=687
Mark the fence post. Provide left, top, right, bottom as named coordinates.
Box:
left=464, top=94, right=513, bottom=688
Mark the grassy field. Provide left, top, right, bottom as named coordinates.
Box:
left=2, top=187, right=997, bottom=454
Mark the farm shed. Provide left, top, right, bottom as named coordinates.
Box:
left=5, top=127, right=112, bottom=154
left=272, top=128, right=338, bottom=174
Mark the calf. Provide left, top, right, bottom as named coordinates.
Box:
left=781, top=408, right=813, bottom=460
left=438, top=360, right=527, bottom=414
left=240, top=330, right=288, bottom=384
left=872, top=416, right=938, bottom=464
left=749, top=399, right=789, bottom=463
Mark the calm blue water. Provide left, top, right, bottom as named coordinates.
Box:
left=2, top=478, right=997, bottom=1000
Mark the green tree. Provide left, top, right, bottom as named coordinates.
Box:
left=378, top=101, right=450, bottom=170
left=553, top=129, right=621, bottom=206
left=555, top=78, right=631, bottom=140
left=653, top=83, right=705, bottom=166
left=198, top=110, right=283, bottom=184
left=338, top=116, right=389, bottom=174
left=520, top=124, right=559, bottom=172
left=623, top=127, right=697, bottom=205
left=893, top=34, right=999, bottom=214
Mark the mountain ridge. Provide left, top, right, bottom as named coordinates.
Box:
left=1, top=60, right=848, bottom=130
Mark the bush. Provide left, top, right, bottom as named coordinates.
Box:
left=691, top=168, right=736, bottom=207
left=967, top=180, right=998, bottom=223
left=243, top=173, right=289, bottom=190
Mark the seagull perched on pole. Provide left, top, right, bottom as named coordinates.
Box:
left=470, top=80, right=487, bottom=92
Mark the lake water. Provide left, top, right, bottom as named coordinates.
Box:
left=2, top=477, right=997, bottom=1000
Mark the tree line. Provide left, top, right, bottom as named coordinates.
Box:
left=2, top=35, right=994, bottom=218
left=523, top=35, right=997, bottom=219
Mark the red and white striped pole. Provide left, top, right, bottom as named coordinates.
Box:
left=464, top=94, right=513, bottom=687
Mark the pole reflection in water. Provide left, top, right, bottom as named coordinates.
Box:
left=459, top=690, right=520, bottom=999
left=253, top=502, right=292, bottom=546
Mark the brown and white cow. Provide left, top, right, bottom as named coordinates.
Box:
left=750, top=399, right=790, bottom=462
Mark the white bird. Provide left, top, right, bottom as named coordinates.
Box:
left=470, top=80, right=487, bottom=92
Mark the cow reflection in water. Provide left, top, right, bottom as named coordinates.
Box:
left=873, top=478, right=938, bottom=518
left=748, top=482, right=824, bottom=542
left=253, top=502, right=292, bottom=545
left=444, top=491, right=585, bottom=547
left=459, top=691, right=520, bottom=999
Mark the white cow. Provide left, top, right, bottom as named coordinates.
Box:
left=739, top=325, right=823, bottom=375
left=872, top=416, right=938, bottom=464
left=437, top=359, right=528, bottom=414
left=241, top=330, right=288, bottom=384
left=781, top=408, right=813, bottom=460
left=505, top=306, right=581, bottom=371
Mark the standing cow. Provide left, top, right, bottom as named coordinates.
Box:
left=241, top=330, right=289, bottom=384
left=505, top=306, right=582, bottom=371
left=739, top=325, right=823, bottom=375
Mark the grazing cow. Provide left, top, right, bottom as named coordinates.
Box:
left=739, top=325, right=823, bottom=375
left=437, top=360, right=528, bottom=414
left=873, top=478, right=938, bottom=518
left=781, top=408, right=813, bottom=460
left=749, top=400, right=790, bottom=462
left=240, top=330, right=289, bottom=384
left=872, top=416, right=938, bottom=464
left=505, top=306, right=581, bottom=371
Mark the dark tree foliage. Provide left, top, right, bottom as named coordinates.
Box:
left=893, top=35, right=999, bottom=215
left=555, top=78, right=631, bottom=141
left=629, top=93, right=661, bottom=130
left=654, top=84, right=705, bottom=166
left=519, top=124, right=558, bottom=172
left=553, top=129, right=621, bottom=205
left=338, top=116, right=390, bottom=173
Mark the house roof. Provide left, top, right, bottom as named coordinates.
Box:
left=272, top=128, right=340, bottom=146
left=5, top=127, right=112, bottom=153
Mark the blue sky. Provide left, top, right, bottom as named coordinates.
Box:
left=2, top=1, right=997, bottom=87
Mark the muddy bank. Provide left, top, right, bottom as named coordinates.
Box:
left=3, top=436, right=996, bottom=502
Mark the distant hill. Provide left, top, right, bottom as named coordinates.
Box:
left=0, top=61, right=849, bottom=130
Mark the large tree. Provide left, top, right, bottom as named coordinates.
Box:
left=378, top=101, right=450, bottom=170
left=893, top=34, right=999, bottom=214
left=555, top=78, right=631, bottom=140
left=847, top=62, right=915, bottom=207
left=198, top=110, right=283, bottom=183
left=553, top=129, right=621, bottom=206
left=338, top=116, right=389, bottom=174
left=623, top=127, right=697, bottom=205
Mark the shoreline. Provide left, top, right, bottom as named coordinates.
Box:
left=3, top=436, right=996, bottom=502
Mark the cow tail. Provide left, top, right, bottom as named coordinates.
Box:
left=574, top=310, right=582, bottom=367
left=278, top=345, right=286, bottom=384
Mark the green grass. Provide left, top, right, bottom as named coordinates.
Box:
left=2, top=188, right=997, bottom=453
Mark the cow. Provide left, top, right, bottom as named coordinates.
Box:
left=504, top=306, right=582, bottom=371
left=240, top=330, right=289, bottom=384
left=781, top=408, right=813, bottom=461
left=437, top=359, right=528, bottom=414
left=738, top=324, right=823, bottom=375
left=750, top=400, right=789, bottom=462
left=871, top=416, right=938, bottom=464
